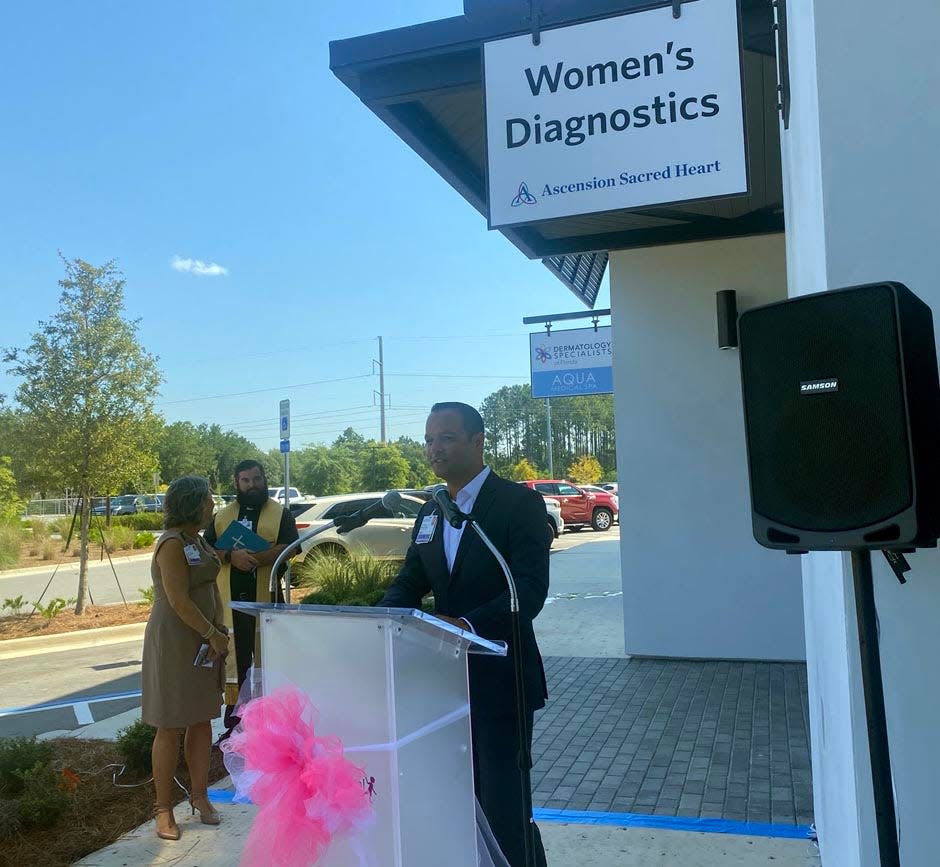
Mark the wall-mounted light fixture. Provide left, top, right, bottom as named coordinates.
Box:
left=716, top=289, right=738, bottom=349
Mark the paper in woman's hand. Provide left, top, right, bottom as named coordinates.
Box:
left=193, top=643, right=214, bottom=667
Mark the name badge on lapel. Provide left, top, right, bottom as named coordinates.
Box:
left=183, top=543, right=201, bottom=565
left=415, top=514, right=438, bottom=545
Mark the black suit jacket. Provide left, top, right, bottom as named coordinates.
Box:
left=380, top=471, right=550, bottom=718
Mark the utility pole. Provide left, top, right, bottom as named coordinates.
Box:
left=374, top=336, right=387, bottom=443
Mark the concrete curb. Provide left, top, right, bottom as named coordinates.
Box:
left=0, top=621, right=147, bottom=660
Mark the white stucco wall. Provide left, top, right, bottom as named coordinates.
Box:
left=608, top=234, right=805, bottom=661
left=781, top=3, right=940, bottom=865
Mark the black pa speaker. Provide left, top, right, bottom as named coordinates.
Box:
left=738, top=281, right=940, bottom=551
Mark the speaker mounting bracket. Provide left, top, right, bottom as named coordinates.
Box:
left=772, top=0, right=791, bottom=130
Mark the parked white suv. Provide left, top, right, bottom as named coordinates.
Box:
left=268, top=486, right=303, bottom=503
left=544, top=497, right=564, bottom=545
left=293, top=492, right=426, bottom=561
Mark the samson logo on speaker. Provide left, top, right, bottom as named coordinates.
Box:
left=800, top=378, right=839, bottom=394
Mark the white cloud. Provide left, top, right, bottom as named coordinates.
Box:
left=171, top=255, right=228, bottom=277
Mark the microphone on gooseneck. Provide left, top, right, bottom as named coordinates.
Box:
left=432, top=485, right=468, bottom=529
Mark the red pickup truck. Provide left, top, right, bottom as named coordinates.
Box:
left=520, top=480, right=618, bottom=531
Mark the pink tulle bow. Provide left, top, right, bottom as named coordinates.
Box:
left=221, top=686, right=373, bottom=866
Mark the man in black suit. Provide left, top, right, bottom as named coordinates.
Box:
left=379, top=402, right=549, bottom=867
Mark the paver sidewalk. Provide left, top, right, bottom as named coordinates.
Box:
left=533, top=657, right=812, bottom=827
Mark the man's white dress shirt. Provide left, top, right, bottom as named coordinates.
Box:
left=443, top=465, right=490, bottom=573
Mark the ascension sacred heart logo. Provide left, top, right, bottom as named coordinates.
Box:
left=510, top=182, right=537, bottom=207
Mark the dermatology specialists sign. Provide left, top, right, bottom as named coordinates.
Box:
left=530, top=326, right=613, bottom=398
left=484, top=0, right=747, bottom=227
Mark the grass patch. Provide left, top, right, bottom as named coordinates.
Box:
left=0, top=523, right=23, bottom=570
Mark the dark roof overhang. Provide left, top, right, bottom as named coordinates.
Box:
left=330, top=0, right=782, bottom=306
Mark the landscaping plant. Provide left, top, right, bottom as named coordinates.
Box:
left=133, top=531, right=156, bottom=549
left=116, top=720, right=157, bottom=778
left=0, top=737, right=54, bottom=796
left=295, top=550, right=399, bottom=607
left=35, top=598, right=74, bottom=621
left=2, top=595, right=27, bottom=616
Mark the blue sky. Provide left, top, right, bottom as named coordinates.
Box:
left=0, top=1, right=608, bottom=451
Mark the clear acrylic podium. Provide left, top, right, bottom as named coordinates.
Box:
left=231, top=602, right=508, bottom=867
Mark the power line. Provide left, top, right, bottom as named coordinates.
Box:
left=158, top=374, right=372, bottom=406
left=386, top=373, right=527, bottom=380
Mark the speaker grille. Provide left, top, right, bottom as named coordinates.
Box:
left=741, top=286, right=913, bottom=533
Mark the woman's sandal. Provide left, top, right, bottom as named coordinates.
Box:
left=190, top=792, right=221, bottom=825
left=154, top=805, right=180, bottom=840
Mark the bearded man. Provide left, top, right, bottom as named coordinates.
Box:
left=205, top=459, right=298, bottom=739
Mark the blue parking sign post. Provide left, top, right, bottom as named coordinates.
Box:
left=279, top=400, right=291, bottom=522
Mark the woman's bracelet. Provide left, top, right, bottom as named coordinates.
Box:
left=202, top=624, right=217, bottom=640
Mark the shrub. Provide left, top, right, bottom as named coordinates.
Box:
left=111, top=513, right=163, bottom=531
left=294, top=550, right=398, bottom=607
left=113, top=525, right=137, bottom=550
left=0, top=522, right=22, bottom=569
left=46, top=518, right=67, bottom=536
left=35, top=598, right=73, bottom=621
left=116, top=719, right=156, bottom=777
left=26, top=520, right=49, bottom=540
left=2, top=595, right=27, bottom=616
left=137, top=585, right=155, bottom=606
left=92, top=525, right=136, bottom=551
left=12, top=762, right=71, bottom=830
left=0, top=797, right=21, bottom=839
left=0, top=738, right=54, bottom=796
left=40, top=538, right=59, bottom=560
left=133, top=531, right=156, bottom=549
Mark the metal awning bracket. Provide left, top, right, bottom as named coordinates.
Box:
left=772, top=0, right=791, bottom=129
left=529, top=0, right=542, bottom=45
left=672, top=0, right=682, bottom=18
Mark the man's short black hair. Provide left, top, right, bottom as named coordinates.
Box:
left=234, top=459, right=266, bottom=484
left=430, top=402, right=484, bottom=436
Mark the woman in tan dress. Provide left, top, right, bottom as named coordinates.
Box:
left=141, top=475, right=230, bottom=840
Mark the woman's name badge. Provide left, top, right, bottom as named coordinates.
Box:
left=415, top=514, right=438, bottom=544
left=183, top=543, right=201, bottom=565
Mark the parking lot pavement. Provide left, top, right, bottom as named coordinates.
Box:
left=538, top=526, right=625, bottom=658
left=0, top=638, right=143, bottom=738
left=0, top=555, right=151, bottom=606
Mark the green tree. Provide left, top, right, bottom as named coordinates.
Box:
left=359, top=442, right=409, bottom=491
left=567, top=454, right=603, bottom=485
left=3, top=257, right=162, bottom=613
left=295, top=445, right=356, bottom=496
left=394, top=436, right=436, bottom=488
left=261, top=448, right=285, bottom=486
left=0, top=456, right=23, bottom=519
left=157, top=421, right=217, bottom=482
left=508, top=457, right=540, bottom=481
left=199, top=424, right=264, bottom=493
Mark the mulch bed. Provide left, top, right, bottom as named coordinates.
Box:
left=0, top=604, right=152, bottom=641
left=0, top=738, right=229, bottom=867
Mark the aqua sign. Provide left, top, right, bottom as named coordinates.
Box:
left=530, top=325, right=613, bottom=398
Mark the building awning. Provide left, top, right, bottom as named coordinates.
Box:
left=330, top=0, right=782, bottom=306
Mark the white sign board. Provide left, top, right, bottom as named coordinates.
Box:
left=530, top=326, right=613, bottom=398
left=484, top=0, right=747, bottom=227
left=279, top=398, right=290, bottom=440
